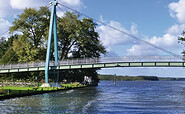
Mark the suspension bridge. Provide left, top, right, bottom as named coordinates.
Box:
left=0, top=56, right=184, bottom=74
left=0, top=0, right=184, bottom=87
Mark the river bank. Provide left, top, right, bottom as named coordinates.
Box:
left=0, top=82, right=87, bottom=100
left=98, top=75, right=185, bottom=81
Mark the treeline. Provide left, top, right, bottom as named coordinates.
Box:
left=158, top=77, right=185, bottom=81
left=98, top=75, right=159, bottom=81
left=98, top=75, right=185, bottom=81
left=0, top=7, right=106, bottom=83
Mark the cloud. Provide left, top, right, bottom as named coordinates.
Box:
left=0, top=0, right=16, bottom=18
left=96, top=20, right=138, bottom=51
left=10, top=0, right=48, bottom=9
left=169, top=0, right=185, bottom=24
left=0, top=18, right=12, bottom=37
left=0, top=0, right=84, bottom=38
left=9, top=0, right=84, bottom=10
left=0, top=0, right=85, bottom=18
left=96, top=0, right=185, bottom=57
left=57, top=11, right=65, bottom=18
left=127, top=0, right=185, bottom=56
left=127, top=24, right=185, bottom=56
left=59, top=0, right=84, bottom=8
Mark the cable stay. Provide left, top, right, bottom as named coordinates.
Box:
left=0, top=5, right=51, bottom=65
left=57, top=6, right=118, bottom=63
left=58, top=3, right=183, bottom=60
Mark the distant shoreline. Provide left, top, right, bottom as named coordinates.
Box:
left=98, top=75, right=185, bottom=81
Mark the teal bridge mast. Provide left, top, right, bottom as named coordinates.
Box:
left=45, top=0, right=59, bottom=84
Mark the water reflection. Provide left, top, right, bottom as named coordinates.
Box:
left=0, top=87, right=99, bottom=113
left=1, top=81, right=185, bottom=113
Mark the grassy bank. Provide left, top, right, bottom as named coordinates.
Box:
left=0, top=82, right=86, bottom=99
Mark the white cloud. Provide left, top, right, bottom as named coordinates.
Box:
left=0, top=18, right=12, bottom=37
left=57, top=11, right=65, bottom=18
left=127, top=24, right=185, bottom=56
left=0, top=0, right=85, bottom=18
left=130, top=23, right=138, bottom=35
left=59, top=0, right=83, bottom=8
left=169, top=0, right=185, bottom=24
left=127, top=0, right=185, bottom=56
left=96, top=0, right=185, bottom=57
left=96, top=20, right=138, bottom=51
left=0, top=0, right=15, bottom=18
left=10, top=0, right=48, bottom=9
left=9, top=0, right=84, bottom=10
left=0, top=0, right=84, bottom=38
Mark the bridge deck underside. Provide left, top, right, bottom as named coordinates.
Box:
left=0, top=62, right=184, bottom=74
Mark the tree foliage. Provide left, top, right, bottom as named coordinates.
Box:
left=9, top=7, right=50, bottom=62
left=178, top=31, right=185, bottom=58
left=58, top=12, right=105, bottom=59
left=0, top=7, right=106, bottom=83
left=0, top=35, right=18, bottom=64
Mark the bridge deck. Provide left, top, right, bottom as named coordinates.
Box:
left=0, top=61, right=184, bottom=74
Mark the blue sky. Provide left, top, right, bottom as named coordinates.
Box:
left=83, top=0, right=176, bottom=37
left=0, top=0, right=185, bottom=77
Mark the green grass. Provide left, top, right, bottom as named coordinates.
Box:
left=0, top=82, right=86, bottom=97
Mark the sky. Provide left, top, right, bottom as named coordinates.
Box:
left=0, top=0, right=185, bottom=77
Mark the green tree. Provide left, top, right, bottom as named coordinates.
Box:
left=178, top=31, right=185, bottom=61
left=71, top=18, right=106, bottom=58
left=57, top=12, right=106, bottom=83
left=0, top=35, right=18, bottom=64
left=58, top=12, right=106, bottom=59
left=9, top=6, right=50, bottom=62
left=2, top=9, right=106, bottom=83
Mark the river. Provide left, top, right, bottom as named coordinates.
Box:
left=1, top=81, right=185, bottom=113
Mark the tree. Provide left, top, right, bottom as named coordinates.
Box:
left=9, top=6, right=50, bottom=62
left=178, top=31, right=185, bottom=59
left=57, top=12, right=106, bottom=83
left=2, top=8, right=106, bottom=83
left=58, top=12, right=106, bottom=59
left=0, top=35, right=18, bottom=64
left=71, top=18, right=106, bottom=58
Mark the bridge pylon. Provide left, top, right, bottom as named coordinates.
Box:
left=41, top=0, right=60, bottom=87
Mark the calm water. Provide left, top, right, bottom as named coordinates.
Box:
left=1, top=81, right=185, bottom=113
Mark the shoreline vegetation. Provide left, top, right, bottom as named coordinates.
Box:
left=0, top=82, right=87, bottom=100
left=1, top=74, right=185, bottom=100
left=98, top=75, right=185, bottom=81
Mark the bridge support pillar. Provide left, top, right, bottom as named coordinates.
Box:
left=42, top=0, right=60, bottom=87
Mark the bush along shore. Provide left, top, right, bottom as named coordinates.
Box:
left=98, top=75, right=159, bottom=81
left=0, top=82, right=87, bottom=100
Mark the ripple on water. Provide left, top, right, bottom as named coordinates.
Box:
left=1, top=81, right=185, bottom=113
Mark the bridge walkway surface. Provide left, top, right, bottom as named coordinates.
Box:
left=0, top=56, right=184, bottom=74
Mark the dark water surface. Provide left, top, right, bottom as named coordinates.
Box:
left=1, top=81, right=185, bottom=113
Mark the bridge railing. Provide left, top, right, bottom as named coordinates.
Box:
left=99, top=56, right=184, bottom=62
left=0, top=56, right=184, bottom=70
left=59, top=58, right=99, bottom=65
left=0, top=58, right=99, bottom=70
